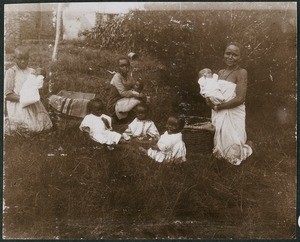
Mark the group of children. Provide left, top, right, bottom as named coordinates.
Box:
left=78, top=65, right=224, bottom=163
left=6, top=46, right=226, bottom=164
left=14, top=62, right=224, bottom=164
left=79, top=99, right=187, bottom=163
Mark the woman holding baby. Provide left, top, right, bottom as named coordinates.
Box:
left=4, top=46, right=52, bottom=135
left=200, top=42, right=253, bottom=165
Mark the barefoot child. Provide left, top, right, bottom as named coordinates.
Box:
left=140, top=116, right=186, bottom=163
left=79, top=98, right=122, bottom=145
left=122, top=103, right=159, bottom=141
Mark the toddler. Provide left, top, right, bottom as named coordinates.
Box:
left=122, top=103, right=159, bottom=141
left=79, top=98, right=122, bottom=145
left=19, top=67, right=46, bottom=108
left=198, top=68, right=225, bottom=105
left=115, top=80, right=145, bottom=117
left=140, top=116, right=186, bottom=163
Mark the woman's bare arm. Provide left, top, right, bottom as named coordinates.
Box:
left=6, top=93, right=20, bottom=102
left=113, top=74, right=146, bottom=99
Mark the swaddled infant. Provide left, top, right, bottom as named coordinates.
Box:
left=198, top=68, right=225, bottom=105
left=19, top=67, right=46, bottom=107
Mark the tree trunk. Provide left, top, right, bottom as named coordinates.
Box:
left=52, top=3, right=62, bottom=62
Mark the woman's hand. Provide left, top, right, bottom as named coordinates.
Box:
left=6, top=93, right=20, bottom=102
left=205, top=98, right=214, bottom=109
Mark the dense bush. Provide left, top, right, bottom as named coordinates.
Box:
left=81, top=9, right=296, bottom=110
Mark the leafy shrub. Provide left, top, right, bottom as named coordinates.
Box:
left=82, top=9, right=296, bottom=112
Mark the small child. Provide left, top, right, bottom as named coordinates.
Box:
left=122, top=103, right=160, bottom=141
left=79, top=98, right=122, bottom=145
left=115, top=80, right=144, bottom=118
left=19, top=67, right=46, bottom=108
left=198, top=68, right=225, bottom=105
left=139, top=116, right=186, bottom=163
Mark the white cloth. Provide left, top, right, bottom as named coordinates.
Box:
left=79, top=114, right=121, bottom=145
left=4, top=66, right=52, bottom=134
left=115, top=91, right=141, bottom=119
left=122, top=118, right=160, bottom=141
left=198, top=74, right=225, bottom=105
left=211, top=80, right=253, bottom=165
left=19, top=74, right=44, bottom=108
left=147, top=131, right=186, bottom=163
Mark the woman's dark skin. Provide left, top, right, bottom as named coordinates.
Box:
left=206, top=44, right=247, bottom=112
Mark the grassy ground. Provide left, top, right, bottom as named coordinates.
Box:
left=3, top=42, right=296, bottom=239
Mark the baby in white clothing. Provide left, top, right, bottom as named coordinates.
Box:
left=19, top=67, right=46, bottom=108
left=139, top=116, right=186, bottom=163
left=79, top=98, right=122, bottom=145
left=198, top=68, right=225, bottom=105
left=122, top=103, right=160, bottom=141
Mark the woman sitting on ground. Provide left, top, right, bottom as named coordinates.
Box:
left=107, top=57, right=146, bottom=121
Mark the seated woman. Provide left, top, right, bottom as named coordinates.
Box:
left=107, top=57, right=146, bottom=121
left=205, top=42, right=252, bottom=165
left=4, top=46, right=52, bottom=135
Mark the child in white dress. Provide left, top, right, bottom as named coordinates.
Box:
left=79, top=99, right=122, bottom=145
left=122, top=103, right=160, bottom=141
left=140, top=116, right=186, bottom=163
left=198, top=68, right=225, bottom=105
left=19, top=67, right=46, bottom=108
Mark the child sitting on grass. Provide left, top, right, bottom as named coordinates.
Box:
left=122, top=102, right=160, bottom=141
left=79, top=98, right=122, bottom=146
left=139, top=116, right=186, bottom=163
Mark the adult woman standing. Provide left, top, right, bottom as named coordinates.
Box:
left=206, top=42, right=252, bottom=165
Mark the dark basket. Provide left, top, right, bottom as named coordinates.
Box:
left=182, top=116, right=214, bottom=155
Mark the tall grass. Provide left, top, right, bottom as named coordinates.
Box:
left=3, top=42, right=296, bottom=239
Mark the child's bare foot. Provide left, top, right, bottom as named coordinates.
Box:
left=138, top=147, right=148, bottom=155
left=119, top=138, right=129, bottom=144
left=246, top=140, right=255, bottom=153
left=106, top=145, right=115, bottom=151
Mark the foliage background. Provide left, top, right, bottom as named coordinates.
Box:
left=81, top=9, right=296, bottom=103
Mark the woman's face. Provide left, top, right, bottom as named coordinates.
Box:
left=15, top=51, right=29, bottom=70
left=118, top=59, right=130, bottom=77
left=224, top=45, right=241, bottom=68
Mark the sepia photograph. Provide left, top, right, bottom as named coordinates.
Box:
left=2, top=1, right=297, bottom=239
